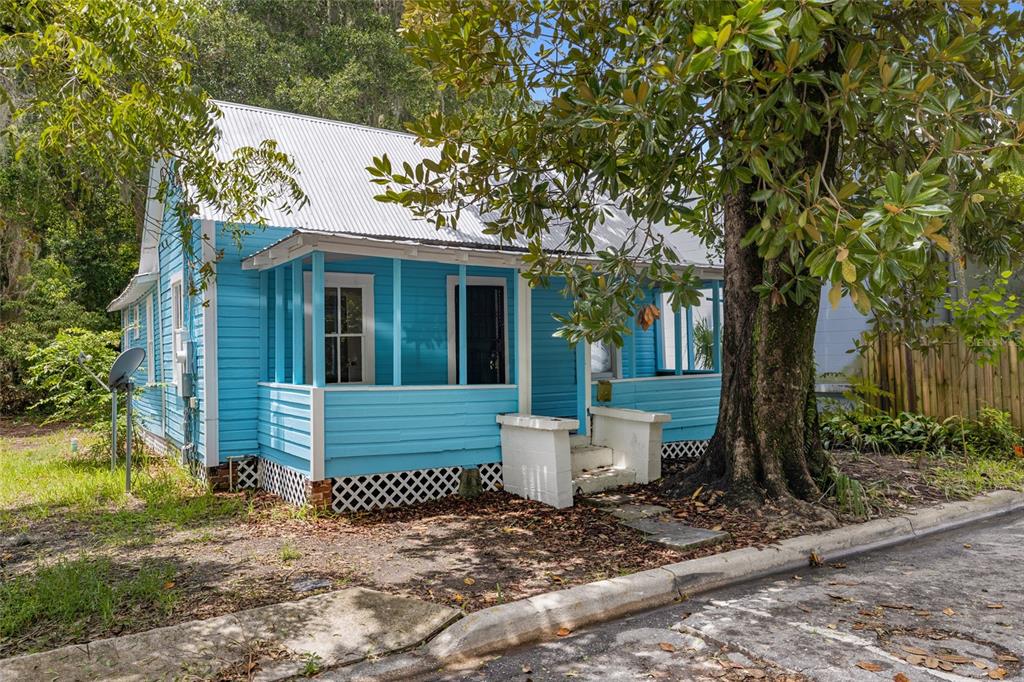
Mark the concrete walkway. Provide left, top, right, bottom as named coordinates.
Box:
left=0, top=587, right=459, bottom=682
left=424, top=510, right=1024, bottom=681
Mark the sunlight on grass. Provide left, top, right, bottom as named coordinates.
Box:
left=0, top=557, right=177, bottom=650
left=928, top=457, right=1024, bottom=499
left=0, top=426, right=245, bottom=538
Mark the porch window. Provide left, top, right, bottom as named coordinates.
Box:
left=306, top=273, right=375, bottom=384
left=590, top=340, right=618, bottom=379
left=658, top=284, right=722, bottom=373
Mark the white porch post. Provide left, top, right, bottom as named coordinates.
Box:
left=575, top=342, right=592, bottom=436
left=258, top=270, right=268, bottom=382
left=393, top=258, right=402, bottom=385
left=291, top=260, right=304, bottom=385
left=516, top=272, right=532, bottom=414
left=312, top=252, right=325, bottom=388
left=685, top=305, right=695, bottom=371
left=674, top=299, right=684, bottom=376
left=274, top=267, right=286, bottom=383
left=458, top=264, right=468, bottom=385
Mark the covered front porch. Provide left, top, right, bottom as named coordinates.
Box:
left=241, top=232, right=723, bottom=510
left=245, top=234, right=532, bottom=494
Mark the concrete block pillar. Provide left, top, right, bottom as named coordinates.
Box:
left=590, top=406, right=670, bottom=484
left=497, top=414, right=579, bottom=508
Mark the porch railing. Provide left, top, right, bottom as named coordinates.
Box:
left=257, top=382, right=517, bottom=480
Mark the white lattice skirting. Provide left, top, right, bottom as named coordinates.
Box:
left=230, top=456, right=259, bottom=490
left=662, top=439, right=710, bottom=460
left=257, top=458, right=310, bottom=507
left=331, top=462, right=503, bottom=513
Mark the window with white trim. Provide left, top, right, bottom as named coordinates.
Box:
left=658, top=287, right=718, bottom=372
left=305, top=273, right=375, bottom=384
left=170, top=274, right=185, bottom=386
left=590, top=340, right=618, bottom=379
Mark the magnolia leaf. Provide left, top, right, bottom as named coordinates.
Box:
left=828, top=284, right=842, bottom=309
left=841, top=259, right=857, bottom=283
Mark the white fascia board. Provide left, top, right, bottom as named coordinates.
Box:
left=200, top=219, right=219, bottom=467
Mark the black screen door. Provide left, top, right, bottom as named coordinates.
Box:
left=454, top=285, right=506, bottom=384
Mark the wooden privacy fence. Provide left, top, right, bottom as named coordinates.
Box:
left=860, top=333, right=1024, bottom=429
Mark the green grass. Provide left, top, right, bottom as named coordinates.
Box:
left=0, top=557, right=177, bottom=648
left=279, top=541, right=302, bottom=562
left=0, top=427, right=244, bottom=541
left=928, top=456, right=1024, bottom=499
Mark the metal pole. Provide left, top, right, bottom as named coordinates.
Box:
left=111, top=389, right=118, bottom=472
left=125, top=382, right=133, bottom=494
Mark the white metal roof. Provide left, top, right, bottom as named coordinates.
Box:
left=209, top=101, right=721, bottom=269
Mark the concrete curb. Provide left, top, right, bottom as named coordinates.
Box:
left=330, top=490, right=1024, bottom=681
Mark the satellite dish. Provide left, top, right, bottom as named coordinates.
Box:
left=108, top=348, right=145, bottom=389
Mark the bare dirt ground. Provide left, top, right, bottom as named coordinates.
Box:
left=0, top=422, right=1007, bottom=658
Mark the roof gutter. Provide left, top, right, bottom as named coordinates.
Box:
left=107, top=272, right=160, bottom=312
left=241, top=230, right=723, bottom=280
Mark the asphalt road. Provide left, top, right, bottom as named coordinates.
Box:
left=427, top=510, right=1024, bottom=681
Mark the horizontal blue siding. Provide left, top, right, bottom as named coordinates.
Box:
left=531, top=280, right=576, bottom=418
left=257, top=384, right=312, bottom=472
left=593, top=375, right=721, bottom=441
left=217, top=224, right=293, bottom=459
left=122, top=285, right=163, bottom=437
left=323, top=386, right=517, bottom=477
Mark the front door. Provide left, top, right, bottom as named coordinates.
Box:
left=453, top=285, right=506, bottom=384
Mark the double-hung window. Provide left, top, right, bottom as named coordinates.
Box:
left=305, top=273, right=374, bottom=384
left=170, top=273, right=185, bottom=387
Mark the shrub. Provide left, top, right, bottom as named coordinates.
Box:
left=25, top=328, right=120, bottom=424
left=823, top=407, right=1023, bottom=461
left=821, top=410, right=954, bottom=455
left=952, top=408, right=1022, bottom=460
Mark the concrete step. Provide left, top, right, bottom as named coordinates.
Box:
left=570, top=445, right=615, bottom=476
left=569, top=434, right=591, bottom=448
left=572, top=466, right=636, bottom=496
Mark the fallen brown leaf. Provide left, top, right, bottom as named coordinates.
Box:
left=556, top=627, right=571, bottom=637
left=942, top=607, right=956, bottom=617
left=986, top=603, right=1004, bottom=609
left=894, top=674, right=910, bottom=682
left=901, top=646, right=928, bottom=656
left=856, top=661, right=883, bottom=672
left=463, top=577, right=476, bottom=586
left=658, top=642, right=676, bottom=653
left=988, top=668, right=1007, bottom=680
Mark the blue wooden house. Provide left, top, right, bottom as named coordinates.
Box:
left=108, top=102, right=724, bottom=511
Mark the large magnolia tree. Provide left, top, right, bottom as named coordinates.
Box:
left=373, top=0, right=1024, bottom=503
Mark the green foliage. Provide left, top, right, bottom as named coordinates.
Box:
left=0, top=427, right=243, bottom=534
left=819, top=464, right=869, bottom=518
left=928, top=456, right=1024, bottom=499
left=0, top=260, right=111, bottom=414
left=822, top=410, right=955, bottom=456
left=945, top=272, right=1023, bottom=363
left=822, top=408, right=1022, bottom=461
left=0, top=557, right=177, bottom=645
left=956, top=408, right=1023, bottom=461
left=373, top=1, right=1024, bottom=346
left=2, top=0, right=305, bottom=278
left=193, top=0, right=437, bottom=131
left=692, top=318, right=714, bottom=370
left=24, top=328, right=121, bottom=424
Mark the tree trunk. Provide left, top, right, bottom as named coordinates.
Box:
left=671, top=189, right=826, bottom=503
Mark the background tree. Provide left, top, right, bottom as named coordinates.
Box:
left=0, top=0, right=306, bottom=416
left=192, top=0, right=438, bottom=130
left=373, top=0, right=1024, bottom=505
